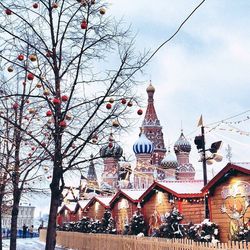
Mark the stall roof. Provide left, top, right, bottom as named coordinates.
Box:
left=201, top=162, right=250, bottom=192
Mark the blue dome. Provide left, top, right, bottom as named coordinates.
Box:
left=133, top=133, right=154, bottom=154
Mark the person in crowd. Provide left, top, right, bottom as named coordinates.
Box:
left=29, top=225, right=34, bottom=238
left=22, top=224, right=28, bottom=238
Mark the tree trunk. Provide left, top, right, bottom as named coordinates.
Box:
left=10, top=190, right=21, bottom=250
left=0, top=198, right=3, bottom=250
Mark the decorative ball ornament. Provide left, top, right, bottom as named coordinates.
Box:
left=46, top=51, right=52, bottom=57
left=7, top=66, right=14, bottom=72
left=61, top=95, right=68, bottom=102
left=52, top=2, right=59, bottom=8
left=12, top=103, right=19, bottom=110
left=106, top=103, right=112, bottom=109
left=65, top=113, right=72, bottom=120
left=29, top=108, right=36, bottom=114
left=91, top=0, right=95, bottom=4
left=81, top=20, right=88, bottom=29
left=33, top=3, right=39, bottom=8
left=108, top=142, right=113, bottom=148
left=59, top=120, right=67, bottom=128
left=91, top=134, right=98, bottom=144
left=29, top=54, right=37, bottom=62
left=137, top=109, right=143, bottom=115
left=5, top=9, right=12, bottom=15
left=43, top=89, right=50, bottom=96
left=112, top=119, right=120, bottom=127
left=127, top=101, right=133, bottom=107
left=121, top=98, right=127, bottom=104
left=109, top=98, right=114, bottom=103
left=27, top=73, right=34, bottom=80
left=36, top=82, right=42, bottom=88
left=18, top=54, right=24, bottom=61
left=52, top=98, right=61, bottom=105
left=99, top=7, right=106, bottom=15
left=41, top=142, right=46, bottom=147
left=46, top=110, right=52, bottom=117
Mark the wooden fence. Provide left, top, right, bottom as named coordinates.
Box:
left=40, top=229, right=249, bottom=250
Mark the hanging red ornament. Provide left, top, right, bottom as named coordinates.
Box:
left=27, top=73, right=34, bottom=80
left=61, top=95, right=68, bottom=102
left=31, top=146, right=36, bottom=151
left=91, top=0, right=95, bottom=4
left=26, top=99, right=30, bottom=104
left=121, top=98, right=127, bottom=104
left=137, top=109, right=143, bottom=115
left=17, top=54, right=24, bottom=61
left=127, top=101, right=133, bottom=107
left=81, top=20, right=88, bottom=29
left=106, top=103, right=112, bottom=109
left=41, top=142, right=46, bottom=147
left=12, top=103, right=19, bottom=110
left=108, top=142, right=113, bottom=148
left=5, top=9, right=12, bottom=15
left=59, top=120, right=67, bottom=128
left=91, top=134, right=98, bottom=144
left=46, top=51, right=52, bottom=57
left=52, top=98, right=61, bottom=105
left=46, top=110, right=52, bottom=117
left=52, top=2, right=59, bottom=8
left=33, top=3, right=39, bottom=8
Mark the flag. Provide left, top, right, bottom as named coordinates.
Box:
left=197, top=115, right=203, bottom=127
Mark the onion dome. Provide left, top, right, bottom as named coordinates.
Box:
left=161, top=151, right=178, bottom=169
left=174, top=132, right=191, bottom=153
left=133, top=131, right=154, bottom=154
left=146, top=82, right=155, bottom=93
left=100, top=134, right=123, bottom=159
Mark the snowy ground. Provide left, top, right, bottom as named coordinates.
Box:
left=2, top=238, right=69, bottom=250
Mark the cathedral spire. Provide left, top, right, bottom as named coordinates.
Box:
left=87, top=154, right=98, bottom=181
left=142, top=82, right=166, bottom=165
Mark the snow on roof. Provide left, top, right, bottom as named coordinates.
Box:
left=78, top=200, right=90, bottom=209
left=96, top=196, right=113, bottom=206
left=158, top=180, right=204, bottom=195
left=121, top=189, right=146, bottom=201
left=65, top=202, right=77, bottom=212
left=232, top=162, right=250, bottom=171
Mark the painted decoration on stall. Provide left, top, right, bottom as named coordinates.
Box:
left=221, top=181, right=250, bottom=220
left=220, top=181, right=250, bottom=239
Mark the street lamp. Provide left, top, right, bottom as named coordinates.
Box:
left=194, top=115, right=223, bottom=218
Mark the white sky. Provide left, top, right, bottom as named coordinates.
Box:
left=33, top=0, right=250, bottom=217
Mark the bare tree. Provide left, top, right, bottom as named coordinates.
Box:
left=0, top=0, right=205, bottom=249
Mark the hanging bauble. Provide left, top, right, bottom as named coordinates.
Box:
left=59, top=120, right=67, bottom=128
left=52, top=98, right=61, bottom=105
left=108, top=142, right=113, bottom=148
left=137, top=109, right=143, bottom=115
left=41, top=142, right=46, bottom=147
left=17, top=54, right=24, bottom=61
left=26, top=99, right=30, bottom=104
left=72, top=144, right=76, bottom=149
left=46, top=51, right=52, bottom=57
left=91, top=0, right=95, bottom=4
left=29, top=108, right=36, bottom=114
left=29, top=54, right=37, bottom=62
left=81, top=20, right=88, bottom=29
left=52, top=2, right=59, bottom=8
left=91, top=134, right=98, bottom=144
left=46, top=110, right=52, bottom=117
left=127, top=101, right=133, bottom=107
left=106, top=103, right=112, bottom=109
left=112, top=120, right=120, bottom=127
left=43, top=89, right=50, bottom=96
left=109, top=98, right=114, bottom=103
left=27, top=73, right=34, bottom=80
left=12, top=103, right=19, bottom=110
left=31, top=146, right=36, bottom=151
left=5, top=9, right=12, bottom=15
left=121, top=98, right=127, bottom=104
left=7, top=66, right=14, bottom=72
left=61, top=95, right=68, bottom=102
left=65, top=113, right=72, bottom=120
left=99, top=7, right=106, bottom=15
left=33, top=3, right=39, bottom=8
left=36, top=82, right=42, bottom=88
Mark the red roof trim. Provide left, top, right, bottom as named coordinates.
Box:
left=109, top=190, right=140, bottom=206
left=138, top=181, right=203, bottom=201
left=85, top=196, right=110, bottom=209
left=201, top=163, right=250, bottom=192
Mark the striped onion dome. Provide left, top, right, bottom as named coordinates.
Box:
left=161, top=151, right=178, bottom=169
left=133, top=132, right=154, bottom=154
left=174, top=132, right=191, bottom=153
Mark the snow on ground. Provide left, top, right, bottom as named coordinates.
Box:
left=2, top=238, right=70, bottom=250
